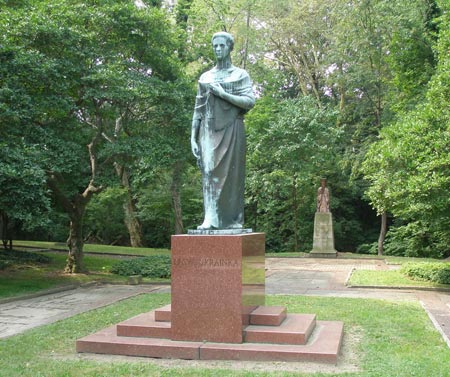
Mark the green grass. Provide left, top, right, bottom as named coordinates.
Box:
left=383, top=255, right=446, bottom=265
left=1, top=293, right=449, bottom=376
left=265, top=252, right=305, bottom=257
left=266, top=252, right=446, bottom=264
left=337, top=252, right=444, bottom=264
left=14, top=240, right=170, bottom=256
left=0, top=251, right=169, bottom=300
left=347, top=269, right=450, bottom=289
left=0, top=252, right=128, bottom=299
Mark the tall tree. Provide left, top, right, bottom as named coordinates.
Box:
left=246, top=96, right=341, bottom=250
left=363, top=0, right=449, bottom=257
left=0, top=0, right=184, bottom=271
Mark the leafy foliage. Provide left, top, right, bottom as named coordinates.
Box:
left=2, top=0, right=449, bottom=258
left=363, top=2, right=450, bottom=257
left=401, top=262, right=450, bottom=285
left=110, top=255, right=171, bottom=278
left=83, top=187, right=128, bottom=246
left=382, top=222, right=449, bottom=259
left=246, top=96, right=342, bottom=250
left=355, top=242, right=378, bottom=255
left=0, top=142, right=50, bottom=230
left=0, top=0, right=190, bottom=268
left=0, top=249, right=51, bottom=270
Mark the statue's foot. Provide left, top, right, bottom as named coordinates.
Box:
left=197, top=222, right=217, bottom=230
left=227, top=223, right=243, bottom=229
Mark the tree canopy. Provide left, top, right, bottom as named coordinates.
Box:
left=1, top=0, right=449, bottom=262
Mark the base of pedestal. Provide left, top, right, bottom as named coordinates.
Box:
left=311, top=212, right=337, bottom=256
left=77, top=305, right=343, bottom=363
left=309, top=251, right=338, bottom=258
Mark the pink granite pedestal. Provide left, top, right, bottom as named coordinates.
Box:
left=76, top=232, right=344, bottom=363
left=171, top=233, right=265, bottom=343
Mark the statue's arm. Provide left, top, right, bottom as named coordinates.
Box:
left=191, top=118, right=201, bottom=159
left=191, top=83, right=204, bottom=159
left=209, top=83, right=255, bottom=110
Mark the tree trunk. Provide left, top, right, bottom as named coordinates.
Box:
left=123, top=195, right=143, bottom=247
left=48, top=131, right=103, bottom=274
left=116, top=165, right=143, bottom=247
left=292, top=174, right=299, bottom=252
left=171, top=161, right=184, bottom=235
left=1, top=212, right=12, bottom=250
left=378, top=211, right=387, bottom=256
left=65, top=200, right=86, bottom=273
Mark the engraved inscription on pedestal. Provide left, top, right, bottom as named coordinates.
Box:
left=171, top=233, right=265, bottom=343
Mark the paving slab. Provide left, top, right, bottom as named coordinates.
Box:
left=0, top=284, right=166, bottom=338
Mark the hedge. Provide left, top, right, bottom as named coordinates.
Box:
left=400, top=262, right=450, bottom=285
left=110, top=254, right=171, bottom=278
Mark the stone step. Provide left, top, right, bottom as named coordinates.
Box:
left=120, top=306, right=296, bottom=341
left=201, top=321, right=343, bottom=363
left=154, top=304, right=171, bottom=322
left=244, top=314, right=316, bottom=345
left=155, top=304, right=287, bottom=327
left=249, top=306, right=287, bottom=326
left=116, top=311, right=171, bottom=339
left=77, top=325, right=202, bottom=360
left=76, top=321, right=344, bottom=363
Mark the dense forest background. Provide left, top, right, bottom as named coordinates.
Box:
left=1, top=0, right=449, bottom=272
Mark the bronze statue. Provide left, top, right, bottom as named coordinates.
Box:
left=316, top=178, right=330, bottom=213
left=191, top=32, right=255, bottom=230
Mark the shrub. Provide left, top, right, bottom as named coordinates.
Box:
left=383, top=222, right=448, bottom=258
left=0, top=249, right=51, bottom=264
left=356, top=242, right=378, bottom=255
left=110, top=255, right=171, bottom=279
left=400, top=262, right=450, bottom=285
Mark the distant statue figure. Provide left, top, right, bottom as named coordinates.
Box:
left=191, top=32, right=255, bottom=230
left=316, top=178, right=330, bottom=213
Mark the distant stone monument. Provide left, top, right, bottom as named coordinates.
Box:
left=190, top=31, right=255, bottom=232
left=310, top=178, right=337, bottom=257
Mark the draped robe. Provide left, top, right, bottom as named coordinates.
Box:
left=193, top=66, right=255, bottom=229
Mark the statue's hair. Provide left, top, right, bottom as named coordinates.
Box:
left=211, top=32, right=234, bottom=51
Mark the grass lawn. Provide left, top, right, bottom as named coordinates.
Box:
left=14, top=240, right=170, bottom=257
left=0, top=251, right=169, bottom=300
left=266, top=252, right=305, bottom=257
left=348, top=269, right=450, bottom=289
left=1, top=293, right=449, bottom=376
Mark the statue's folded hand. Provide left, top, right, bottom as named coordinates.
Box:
left=209, top=83, right=226, bottom=98
left=191, top=139, right=200, bottom=159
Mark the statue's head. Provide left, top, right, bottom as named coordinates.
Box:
left=211, top=32, right=234, bottom=52
left=320, top=178, right=327, bottom=187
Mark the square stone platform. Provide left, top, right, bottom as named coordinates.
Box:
left=77, top=305, right=344, bottom=363
left=77, top=233, right=343, bottom=363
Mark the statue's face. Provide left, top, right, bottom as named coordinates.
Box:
left=212, top=36, right=230, bottom=61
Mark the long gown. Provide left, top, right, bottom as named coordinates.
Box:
left=193, top=66, right=255, bottom=229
